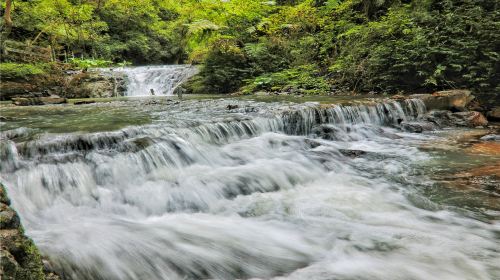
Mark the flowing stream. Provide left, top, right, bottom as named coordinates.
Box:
left=0, top=96, right=499, bottom=280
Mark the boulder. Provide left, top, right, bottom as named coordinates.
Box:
left=400, top=121, right=436, bottom=133
left=423, top=110, right=488, bottom=128
left=64, top=72, right=126, bottom=98
left=451, top=111, right=488, bottom=127
left=0, top=75, right=66, bottom=101
left=410, top=90, right=474, bottom=111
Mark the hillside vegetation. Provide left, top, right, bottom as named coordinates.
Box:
left=1, top=0, right=498, bottom=95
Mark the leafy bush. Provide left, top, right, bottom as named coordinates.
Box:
left=326, top=0, right=500, bottom=93
left=68, top=58, right=114, bottom=69
left=0, top=63, right=47, bottom=79
left=198, top=36, right=252, bottom=93
left=243, top=64, right=330, bottom=94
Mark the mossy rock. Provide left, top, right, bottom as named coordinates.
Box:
left=0, top=183, right=56, bottom=280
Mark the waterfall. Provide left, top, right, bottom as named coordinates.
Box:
left=110, top=65, right=198, bottom=96
left=1, top=98, right=498, bottom=280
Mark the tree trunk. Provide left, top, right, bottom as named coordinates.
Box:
left=3, top=0, right=13, bottom=34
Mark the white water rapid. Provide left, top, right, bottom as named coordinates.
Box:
left=0, top=98, right=498, bottom=280
left=111, top=65, right=198, bottom=96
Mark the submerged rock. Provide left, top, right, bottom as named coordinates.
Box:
left=0, top=184, right=60, bottom=280
left=466, top=142, right=500, bottom=156
left=339, top=149, right=367, bottom=158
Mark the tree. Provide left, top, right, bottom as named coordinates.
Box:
left=1, top=0, right=13, bottom=43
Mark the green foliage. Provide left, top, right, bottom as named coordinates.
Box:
left=198, top=36, right=251, bottom=93
left=68, top=58, right=113, bottom=69
left=326, top=0, right=500, bottom=93
left=0, top=63, right=47, bottom=79
left=243, top=65, right=330, bottom=94
left=4, top=0, right=498, bottom=94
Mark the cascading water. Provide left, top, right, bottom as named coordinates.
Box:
left=0, top=98, right=498, bottom=280
left=108, top=65, right=198, bottom=96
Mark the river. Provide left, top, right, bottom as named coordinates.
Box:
left=0, top=94, right=499, bottom=279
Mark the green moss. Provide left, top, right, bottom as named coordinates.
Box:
left=0, top=183, right=46, bottom=280
left=11, top=236, right=46, bottom=280
left=0, top=63, right=47, bottom=80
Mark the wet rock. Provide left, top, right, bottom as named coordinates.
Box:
left=305, top=139, right=322, bottom=149
left=311, top=125, right=340, bottom=141
left=0, top=185, right=11, bottom=205
left=143, top=100, right=160, bottom=105
left=73, top=100, right=96, bottom=105
left=1, top=249, right=19, bottom=279
left=0, top=183, right=60, bottom=280
left=401, top=122, right=423, bottom=133
left=226, top=104, right=239, bottom=110
left=400, top=121, right=436, bottom=133
left=339, top=149, right=367, bottom=158
left=410, top=90, right=474, bottom=111
left=423, top=110, right=488, bottom=128
left=64, top=72, right=126, bottom=98
left=390, top=94, right=406, bottom=101
left=480, top=134, right=500, bottom=141
left=466, top=100, right=486, bottom=113
left=451, top=111, right=488, bottom=127
left=0, top=204, right=20, bottom=229
left=0, top=74, right=66, bottom=101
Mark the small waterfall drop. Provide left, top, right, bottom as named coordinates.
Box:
left=113, top=65, right=198, bottom=96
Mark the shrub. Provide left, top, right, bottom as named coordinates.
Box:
left=243, top=64, right=330, bottom=94
left=0, top=63, right=47, bottom=79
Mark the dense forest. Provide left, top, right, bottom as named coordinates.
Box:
left=1, top=0, right=499, bottom=95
